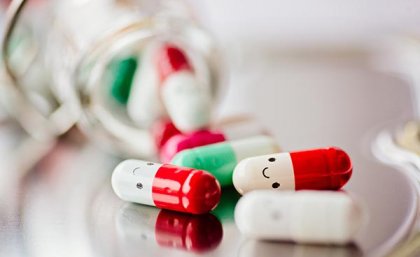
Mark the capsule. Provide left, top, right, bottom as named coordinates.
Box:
left=238, top=230, right=363, bottom=257
left=112, top=160, right=221, bottom=214
left=160, top=120, right=265, bottom=163
left=210, top=187, right=241, bottom=223
left=116, top=204, right=223, bottom=253
left=127, top=44, right=165, bottom=128
left=109, top=56, right=138, bottom=105
left=157, top=44, right=212, bottom=132
left=152, top=119, right=181, bottom=149
left=160, top=130, right=225, bottom=163
left=172, top=136, right=280, bottom=187
left=233, top=147, right=352, bottom=194
left=234, top=190, right=364, bottom=244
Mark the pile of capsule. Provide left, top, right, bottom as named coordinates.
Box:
left=111, top=42, right=364, bottom=246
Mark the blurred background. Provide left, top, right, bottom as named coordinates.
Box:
left=1, top=0, right=420, bottom=256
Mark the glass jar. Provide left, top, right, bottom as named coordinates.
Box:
left=3, top=0, right=223, bottom=158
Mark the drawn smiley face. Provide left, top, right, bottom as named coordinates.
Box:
left=261, top=157, right=280, bottom=189
left=133, top=162, right=156, bottom=190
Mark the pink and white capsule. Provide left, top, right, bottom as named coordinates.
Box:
left=157, top=44, right=211, bottom=132
left=160, top=119, right=266, bottom=163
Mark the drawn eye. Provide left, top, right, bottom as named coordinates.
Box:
left=268, top=157, right=276, bottom=162
left=136, top=182, right=143, bottom=189
left=272, top=182, right=280, bottom=188
left=147, top=162, right=154, bottom=166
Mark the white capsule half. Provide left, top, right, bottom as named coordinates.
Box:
left=127, top=44, right=165, bottom=128
left=218, top=119, right=266, bottom=141
left=161, top=71, right=212, bottom=132
left=112, top=160, right=161, bottom=206
left=233, top=153, right=296, bottom=194
left=234, top=190, right=364, bottom=245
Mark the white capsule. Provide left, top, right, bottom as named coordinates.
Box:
left=161, top=70, right=212, bottom=132
left=127, top=44, right=165, bottom=128
left=215, top=118, right=267, bottom=141
left=234, top=190, right=364, bottom=245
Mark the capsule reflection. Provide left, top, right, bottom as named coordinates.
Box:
left=116, top=204, right=223, bottom=253
left=211, top=187, right=241, bottom=223
left=238, top=239, right=362, bottom=257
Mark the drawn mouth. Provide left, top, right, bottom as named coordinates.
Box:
left=133, top=167, right=141, bottom=175
left=262, top=167, right=270, bottom=178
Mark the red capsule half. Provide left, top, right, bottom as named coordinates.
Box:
left=156, top=44, right=193, bottom=82
left=290, top=147, right=352, bottom=190
left=152, top=119, right=182, bottom=149
left=152, top=164, right=222, bottom=214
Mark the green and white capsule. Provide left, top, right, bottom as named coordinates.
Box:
left=171, top=135, right=280, bottom=187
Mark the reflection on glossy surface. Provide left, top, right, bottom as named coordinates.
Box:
left=396, top=121, right=420, bottom=155
left=116, top=204, right=223, bottom=253
left=238, top=239, right=362, bottom=257
left=211, top=187, right=241, bottom=223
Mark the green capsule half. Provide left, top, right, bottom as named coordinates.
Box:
left=109, top=56, right=138, bottom=105
left=171, top=135, right=279, bottom=187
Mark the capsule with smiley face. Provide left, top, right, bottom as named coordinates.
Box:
left=112, top=160, right=221, bottom=214
left=232, top=147, right=352, bottom=194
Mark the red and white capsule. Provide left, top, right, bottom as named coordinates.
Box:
left=157, top=44, right=211, bottom=132
left=233, top=147, right=352, bottom=195
left=112, top=160, right=221, bottom=214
